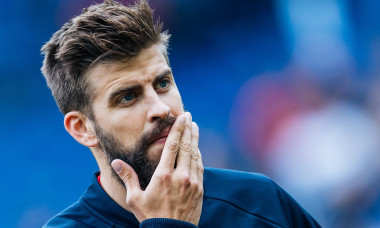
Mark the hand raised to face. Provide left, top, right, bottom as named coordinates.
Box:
left=111, top=112, right=204, bottom=225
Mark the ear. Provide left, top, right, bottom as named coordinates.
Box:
left=64, top=111, right=98, bottom=147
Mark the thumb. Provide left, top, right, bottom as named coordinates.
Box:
left=111, top=159, right=141, bottom=192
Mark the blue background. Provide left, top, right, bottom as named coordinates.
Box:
left=2, top=0, right=380, bottom=227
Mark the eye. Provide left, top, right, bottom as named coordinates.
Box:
left=119, top=92, right=136, bottom=104
left=159, top=80, right=167, bottom=88
left=156, top=78, right=170, bottom=90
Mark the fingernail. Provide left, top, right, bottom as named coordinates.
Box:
left=111, top=161, right=123, bottom=173
left=179, top=115, right=186, bottom=124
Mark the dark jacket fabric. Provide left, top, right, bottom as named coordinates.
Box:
left=44, top=168, right=321, bottom=228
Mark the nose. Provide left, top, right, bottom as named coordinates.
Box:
left=145, top=88, right=170, bottom=122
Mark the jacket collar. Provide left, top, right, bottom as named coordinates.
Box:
left=80, top=171, right=140, bottom=227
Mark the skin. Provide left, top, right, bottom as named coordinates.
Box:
left=64, top=44, right=204, bottom=225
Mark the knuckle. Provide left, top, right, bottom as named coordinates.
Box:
left=182, top=141, right=191, bottom=147
left=180, top=141, right=191, bottom=152
left=180, top=174, right=191, bottom=186
left=190, top=153, right=198, bottom=161
left=159, top=171, right=172, bottom=183
left=175, top=124, right=184, bottom=132
left=126, top=197, right=136, bottom=208
left=169, top=142, right=179, bottom=152
left=121, top=173, right=132, bottom=184
left=198, top=164, right=204, bottom=173
left=190, top=180, right=199, bottom=191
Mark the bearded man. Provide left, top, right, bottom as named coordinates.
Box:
left=41, top=0, right=320, bottom=227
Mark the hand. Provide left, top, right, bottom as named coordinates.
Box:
left=111, top=112, right=204, bottom=225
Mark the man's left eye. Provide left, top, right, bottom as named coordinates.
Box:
left=158, top=80, right=169, bottom=89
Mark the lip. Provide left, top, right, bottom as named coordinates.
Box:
left=150, top=127, right=171, bottom=144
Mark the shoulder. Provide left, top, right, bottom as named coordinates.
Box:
left=203, top=167, right=277, bottom=200
left=204, top=167, right=271, bottom=183
left=203, top=168, right=279, bottom=208
left=43, top=201, right=105, bottom=228
left=203, top=167, right=320, bottom=228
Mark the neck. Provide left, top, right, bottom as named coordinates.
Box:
left=92, top=149, right=132, bottom=213
left=99, top=165, right=133, bottom=212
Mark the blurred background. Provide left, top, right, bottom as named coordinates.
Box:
left=1, top=0, right=380, bottom=227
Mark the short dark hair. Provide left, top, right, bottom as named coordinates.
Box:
left=41, top=0, right=170, bottom=119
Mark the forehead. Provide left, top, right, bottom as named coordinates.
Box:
left=86, top=45, right=170, bottom=100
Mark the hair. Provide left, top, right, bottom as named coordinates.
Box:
left=41, top=0, right=170, bottom=119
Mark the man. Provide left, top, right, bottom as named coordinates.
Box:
left=41, top=0, right=320, bottom=227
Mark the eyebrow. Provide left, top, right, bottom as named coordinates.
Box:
left=153, top=69, right=172, bottom=85
left=107, top=69, right=172, bottom=105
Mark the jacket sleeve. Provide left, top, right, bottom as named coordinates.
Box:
left=140, top=218, right=197, bottom=228
left=44, top=217, right=198, bottom=228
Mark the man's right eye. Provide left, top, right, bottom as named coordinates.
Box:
left=118, top=92, right=136, bottom=104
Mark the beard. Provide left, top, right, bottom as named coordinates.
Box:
left=94, top=115, right=176, bottom=190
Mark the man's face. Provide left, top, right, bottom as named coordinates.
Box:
left=87, top=44, right=184, bottom=188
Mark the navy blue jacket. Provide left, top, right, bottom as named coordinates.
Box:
left=44, top=168, right=320, bottom=227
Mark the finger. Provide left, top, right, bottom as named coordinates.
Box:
left=190, top=122, right=199, bottom=181
left=197, top=149, right=204, bottom=187
left=111, top=159, right=142, bottom=194
left=156, top=114, right=186, bottom=171
left=175, top=112, right=192, bottom=172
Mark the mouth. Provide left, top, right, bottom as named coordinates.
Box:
left=149, top=127, right=171, bottom=145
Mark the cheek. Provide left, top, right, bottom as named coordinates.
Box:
left=100, top=111, right=144, bottom=145
left=167, top=90, right=184, bottom=115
